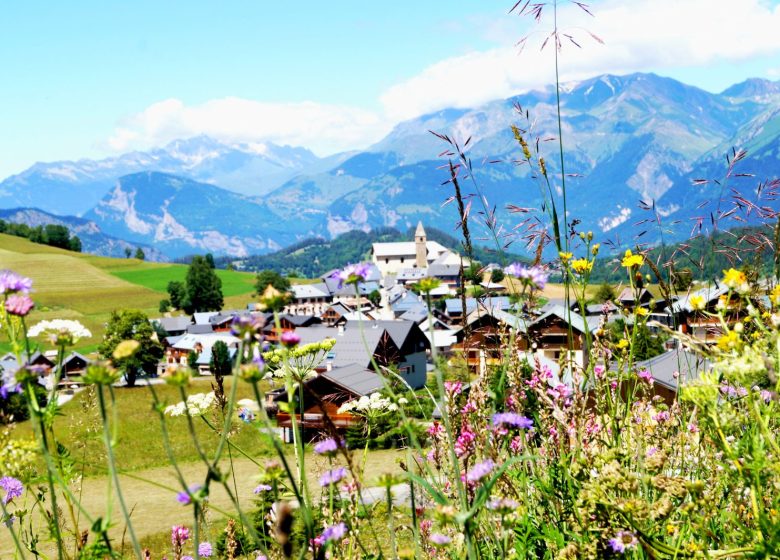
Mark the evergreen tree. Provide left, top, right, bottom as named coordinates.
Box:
left=167, top=281, right=187, bottom=310
left=124, top=247, right=132, bottom=258
left=135, top=247, right=146, bottom=260
left=255, top=270, right=292, bottom=295
left=184, top=255, right=224, bottom=313
left=594, top=282, right=616, bottom=303
left=69, top=235, right=82, bottom=252
left=99, top=309, right=163, bottom=387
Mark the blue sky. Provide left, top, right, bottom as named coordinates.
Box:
left=2, top=0, right=780, bottom=178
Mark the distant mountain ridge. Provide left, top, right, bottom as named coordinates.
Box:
left=2, top=72, right=780, bottom=259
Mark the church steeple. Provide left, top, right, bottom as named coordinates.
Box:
left=415, top=221, right=427, bottom=268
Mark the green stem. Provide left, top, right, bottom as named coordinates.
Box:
left=97, top=385, right=142, bottom=559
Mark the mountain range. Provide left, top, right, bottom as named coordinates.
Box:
left=2, top=72, right=779, bottom=260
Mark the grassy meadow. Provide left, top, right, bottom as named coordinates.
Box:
left=0, top=234, right=259, bottom=353
left=4, top=376, right=405, bottom=557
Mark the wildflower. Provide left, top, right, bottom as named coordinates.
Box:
left=415, top=277, right=441, bottom=294
left=230, top=314, right=264, bottom=340
left=717, top=330, right=741, bottom=352
left=427, top=422, right=444, bottom=436
left=253, top=484, right=273, bottom=493
left=615, top=338, right=629, bottom=351
left=0, top=271, right=32, bottom=294
left=429, top=533, right=451, bottom=547
left=771, top=285, right=780, bottom=306
left=171, top=525, right=190, bottom=545
left=331, top=262, right=371, bottom=288
left=608, top=531, right=638, bottom=553
left=591, top=243, right=600, bottom=256
left=547, top=383, right=573, bottom=403
left=313, top=437, right=341, bottom=457
left=689, top=294, right=706, bottom=311
left=621, top=250, right=644, bottom=268
left=465, top=459, right=494, bottom=483
left=504, top=263, right=548, bottom=290
left=0, top=476, right=23, bottom=504
left=27, top=319, right=91, bottom=345
left=570, top=258, right=593, bottom=274
left=112, top=339, right=140, bottom=360
left=444, top=380, right=463, bottom=395
left=593, top=365, right=606, bottom=379
left=558, top=252, right=573, bottom=262
left=280, top=330, right=301, bottom=348
left=722, top=268, right=747, bottom=291
left=4, top=294, right=34, bottom=317
left=318, top=522, right=347, bottom=544
left=165, top=392, right=216, bottom=417
left=319, top=467, right=347, bottom=487
left=454, top=426, right=476, bottom=457
left=487, top=498, right=519, bottom=514
left=237, top=407, right=255, bottom=423
left=81, top=362, right=121, bottom=385
left=635, top=307, right=648, bottom=317
left=492, top=412, right=533, bottom=430
left=176, top=484, right=202, bottom=506
left=636, top=369, right=654, bottom=386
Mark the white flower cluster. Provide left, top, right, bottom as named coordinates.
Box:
left=338, top=392, right=398, bottom=414
left=165, top=392, right=217, bottom=417
left=28, top=319, right=92, bottom=340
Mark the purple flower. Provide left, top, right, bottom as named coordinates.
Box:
left=331, top=263, right=371, bottom=288
left=444, top=380, right=463, bottom=396
left=608, top=530, right=638, bottom=553
left=230, top=314, right=264, bottom=339
left=429, top=533, right=451, bottom=546
left=4, top=294, right=34, bottom=317
left=319, top=467, right=347, bottom=487
left=487, top=497, right=519, bottom=513
left=182, top=556, right=194, bottom=560
left=313, top=437, right=341, bottom=457
left=0, top=477, right=23, bottom=504
left=198, top=542, right=213, bottom=557
left=760, top=389, right=773, bottom=404
left=238, top=407, right=255, bottom=423
left=176, top=484, right=201, bottom=505
left=171, top=525, right=190, bottom=546
left=319, top=522, right=347, bottom=544
left=503, top=263, right=548, bottom=290
left=465, top=459, right=494, bottom=483
left=280, top=330, right=301, bottom=348
left=253, top=484, right=273, bottom=493
left=0, top=271, right=32, bottom=295
left=492, top=412, right=533, bottom=430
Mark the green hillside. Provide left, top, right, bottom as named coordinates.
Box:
left=0, top=234, right=258, bottom=353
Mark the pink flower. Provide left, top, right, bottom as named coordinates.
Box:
left=444, top=380, right=463, bottom=396
left=454, top=426, right=476, bottom=457
left=5, top=294, right=34, bottom=317
left=593, top=365, right=605, bottom=379
left=461, top=401, right=477, bottom=414
left=636, top=369, right=654, bottom=386
left=280, top=330, right=301, bottom=348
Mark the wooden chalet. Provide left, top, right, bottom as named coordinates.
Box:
left=269, top=364, right=384, bottom=441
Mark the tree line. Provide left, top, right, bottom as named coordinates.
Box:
left=0, top=220, right=82, bottom=252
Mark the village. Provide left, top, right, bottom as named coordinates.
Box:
left=2, top=222, right=737, bottom=444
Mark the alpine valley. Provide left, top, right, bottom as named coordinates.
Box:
left=2, top=72, right=780, bottom=260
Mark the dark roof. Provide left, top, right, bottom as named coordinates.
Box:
left=445, top=296, right=512, bottom=315
left=153, top=316, right=192, bottom=333
left=187, top=324, right=215, bottom=334
left=281, top=314, right=322, bottom=327
left=319, top=364, right=384, bottom=396
left=633, top=349, right=709, bottom=390
left=63, top=351, right=90, bottom=366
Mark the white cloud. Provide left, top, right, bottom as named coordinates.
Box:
left=107, top=97, right=393, bottom=155
left=107, top=0, right=780, bottom=154
left=380, top=0, right=780, bottom=120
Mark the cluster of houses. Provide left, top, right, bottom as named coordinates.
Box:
left=0, top=223, right=747, bottom=434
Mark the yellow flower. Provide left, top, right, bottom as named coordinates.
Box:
left=722, top=268, right=746, bottom=290
left=559, top=252, right=573, bottom=262
left=621, top=249, right=644, bottom=268
left=689, top=294, right=705, bottom=311
left=635, top=307, right=649, bottom=317
left=571, top=258, right=593, bottom=274
left=771, top=285, right=780, bottom=306
left=591, top=243, right=600, bottom=256
left=615, top=338, right=629, bottom=350
left=113, top=339, right=140, bottom=360
left=717, top=330, right=740, bottom=352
